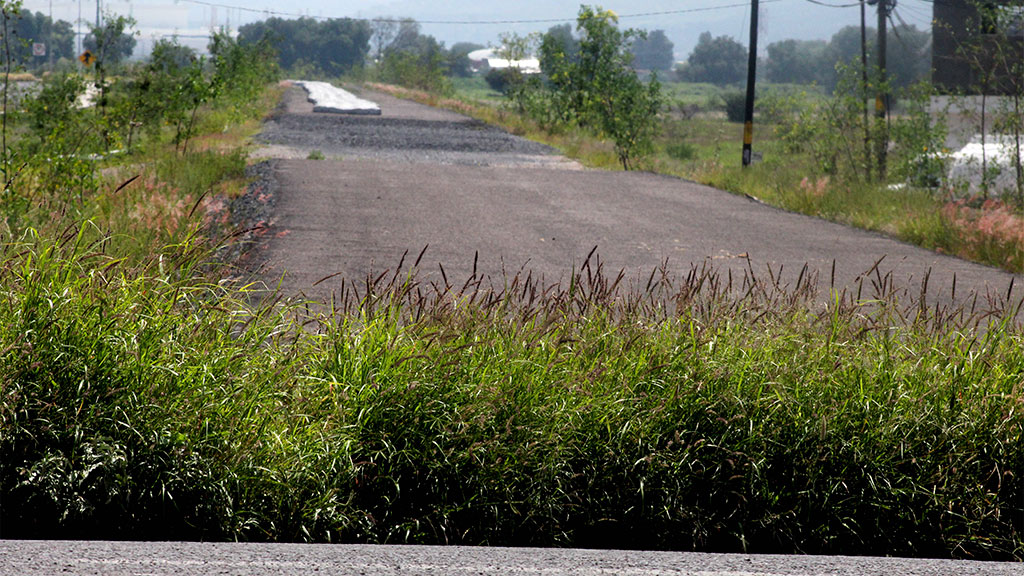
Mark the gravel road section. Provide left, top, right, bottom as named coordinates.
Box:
left=4, top=540, right=1022, bottom=576
left=255, top=86, right=574, bottom=167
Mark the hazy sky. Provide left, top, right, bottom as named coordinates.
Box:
left=20, top=0, right=935, bottom=58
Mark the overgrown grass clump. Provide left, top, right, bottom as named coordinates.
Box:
left=2, top=231, right=1022, bottom=558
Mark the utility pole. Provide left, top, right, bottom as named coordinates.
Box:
left=874, top=0, right=890, bottom=180
left=860, top=0, right=870, bottom=180
left=49, top=0, right=54, bottom=70
left=742, top=0, right=759, bottom=167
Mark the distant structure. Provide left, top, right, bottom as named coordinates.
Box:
left=931, top=0, right=1024, bottom=195
left=467, top=48, right=541, bottom=75
left=932, top=0, right=1024, bottom=94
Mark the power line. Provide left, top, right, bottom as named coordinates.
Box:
left=803, top=0, right=862, bottom=7
left=177, top=0, right=783, bottom=25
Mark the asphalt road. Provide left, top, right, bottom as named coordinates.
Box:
left=3, top=540, right=1022, bottom=575
left=253, top=86, right=1020, bottom=310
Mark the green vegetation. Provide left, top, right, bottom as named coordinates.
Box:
left=677, top=32, right=748, bottom=86
left=2, top=232, right=1022, bottom=555
left=678, top=24, right=929, bottom=92
left=655, top=77, right=1024, bottom=273
left=83, top=12, right=137, bottom=68
left=0, top=5, right=278, bottom=259
left=0, top=7, right=75, bottom=69
left=629, top=29, right=674, bottom=71
left=505, top=6, right=663, bottom=170
left=373, top=19, right=454, bottom=95
left=0, top=16, right=285, bottom=539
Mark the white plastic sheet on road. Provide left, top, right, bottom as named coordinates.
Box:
left=293, top=80, right=381, bottom=115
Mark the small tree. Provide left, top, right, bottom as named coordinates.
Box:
left=370, top=17, right=398, bottom=63
left=979, top=4, right=1024, bottom=203
left=561, top=6, right=663, bottom=169
left=494, top=32, right=534, bottom=107
left=379, top=35, right=452, bottom=95
left=948, top=1, right=1024, bottom=201
left=765, top=39, right=829, bottom=85
left=539, top=23, right=579, bottom=76
left=85, top=13, right=136, bottom=150
left=447, top=42, right=483, bottom=78
left=209, top=29, right=278, bottom=112
left=83, top=14, right=136, bottom=67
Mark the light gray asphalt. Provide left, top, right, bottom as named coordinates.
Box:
left=2, top=540, right=1022, bottom=575
left=255, top=86, right=1020, bottom=311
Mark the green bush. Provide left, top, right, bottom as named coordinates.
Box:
left=484, top=68, right=515, bottom=93
left=379, top=50, right=452, bottom=96
left=722, top=90, right=747, bottom=122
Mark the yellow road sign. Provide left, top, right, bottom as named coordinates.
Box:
left=79, top=50, right=96, bottom=66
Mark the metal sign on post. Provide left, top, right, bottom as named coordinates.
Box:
left=79, top=50, right=96, bottom=66
left=32, top=43, right=46, bottom=57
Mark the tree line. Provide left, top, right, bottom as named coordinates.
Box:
left=230, top=13, right=931, bottom=96
left=679, top=24, right=931, bottom=91
left=0, top=6, right=931, bottom=97
left=0, top=9, right=75, bottom=68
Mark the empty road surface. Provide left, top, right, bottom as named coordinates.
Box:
left=2, top=540, right=1023, bottom=575
left=252, top=86, right=1020, bottom=310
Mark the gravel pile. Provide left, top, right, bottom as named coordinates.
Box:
left=256, top=87, right=562, bottom=166
left=205, top=160, right=279, bottom=277
left=261, top=113, right=554, bottom=153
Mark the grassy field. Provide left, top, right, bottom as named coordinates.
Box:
left=1, top=69, right=1022, bottom=559
left=450, top=76, right=504, bottom=104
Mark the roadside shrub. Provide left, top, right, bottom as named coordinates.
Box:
left=942, top=198, right=1024, bottom=269
left=665, top=141, right=696, bottom=161
left=889, top=82, right=949, bottom=188
left=484, top=68, right=515, bottom=93
left=722, top=90, right=747, bottom=122
left=0, top=226, right=241, bottom=539
left=379, top=50, right=452, bottom=96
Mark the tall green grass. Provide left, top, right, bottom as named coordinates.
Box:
left=3, top=232, right=1022, bottom=557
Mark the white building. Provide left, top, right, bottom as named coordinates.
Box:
left=467, top=48, right=541, bottom=75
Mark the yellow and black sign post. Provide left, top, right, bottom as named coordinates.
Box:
left=741, top=0, right=759, bottom=168
left=79, top=50, right=96, bottom=67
